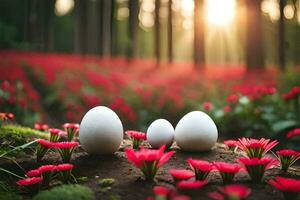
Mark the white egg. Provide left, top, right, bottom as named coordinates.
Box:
left=147, top=119, right=174, bottom=148
left=174, top=111, right=218, bottom=152
left=79, top=106, right=123, bottom=154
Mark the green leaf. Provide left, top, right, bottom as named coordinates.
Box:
left=272, top=120, right=299, bottom=132
left=0, top=168, right=25, bottom=179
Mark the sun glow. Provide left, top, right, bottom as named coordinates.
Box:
left=205, top=0, right=236, bottom=27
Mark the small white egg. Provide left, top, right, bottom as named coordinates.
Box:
left=79, top=106, right=123, bottom=154
left=174, top=111, right=218, bottom=152
left=147, top=119, right=174, bottom=148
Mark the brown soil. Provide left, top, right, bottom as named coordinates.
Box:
left=1, top=141, right=300, bottom=200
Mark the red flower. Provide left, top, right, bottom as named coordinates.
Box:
left=224, top=140, right=238, bottom=150
left=126, top=130, right=147, bottom=140
left=37, top=139, right=54, bottom=149
left=202, top=102, right=213, bottom=111
left=56, top=163, right=74, bottom=171
left=16, top=177, right=42, bottom=186
left=56, top=163, right=74, bottom=183
left=213, top=162, right=242, bottom=184
left=59, top=130, right=67, bottom=138
left=53, top=142, right=79, bottom=163
left=38, top=165, right=56, bottom=186
left=268, top=177, right=300, bottom=193
left=6, top=113, right=14, bottom=120
left=0, top=112, right=14, bottom=121
left=227, top=94, right=239, bottom=104
left=169, top=169, right=195, bottom=181
left=276, top=149, right=300, bottom=172
left=236, top=137, right=278, bottom=158
left=282, top=86, right=300, bottom=101
left=34, top=123, right=49, bottom=131
left=239, top=157, right=278, bottom=183
left=126, top=130, right=147, bottom=149
left=63, top=123, right=80, bottom=141
left=49, top=128, right=60, bottom=135
left=38, top=165, right=56, bottom=173
left=149, top=186, right=189, bottom=200
left=125, top=145, right=175, bottom=180
left=26, top=169, right=41, bottom=178
left=223, top=105, right=232, bottom=113
left=36, top=139, right=54, bottom=162
left=153, top=186, right=174, bottom=196
left=48, top=128, right=61, bottom=142
left=53, top=141, right=79, bottom=149
left=287, top=128, right=300, bottom=139
left=187, top=158, right=213, bottom=180
left=209, top=184, right=251, bottom=200
left=176, top=180, right=208, bottom=190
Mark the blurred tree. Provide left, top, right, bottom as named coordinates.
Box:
left=194, top=0, right=205, bottom=67
left=102, top=0, right=113, bottom=56
left=74, top=0, right=87, bottom=54
left=155, top=0, right=161, bottom=64
left=246, top=0, right=264, bottom=69
left=40, top=0, right=55, bottom=51
left=167, top=0, right=173, bottom=62
left=278, top=0, right=286, bottom=70
left=128, top=0, right=139, bottom=58
left=86, top=0, right=102, bottom=55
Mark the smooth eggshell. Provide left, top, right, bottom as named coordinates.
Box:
left=79, top=106, right=123, bottom=154
left=174, top=111, right=218, bottom=152
left=147, top=119, right=174, bottom=148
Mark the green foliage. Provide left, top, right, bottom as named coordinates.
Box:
left=97, top=178, right=116, bottom=192
left=0, top=125, right=47, bottom=156
left=98, top=178, right=116, bottom=188
left=33, top=185, right=95, bottom=200
left=0, top=181, right=21, bottom=200
left=0, top=192, right=21, bottom=200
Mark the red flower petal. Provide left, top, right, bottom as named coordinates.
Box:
left=213, top=162, right=242, bottom=174
left=125, top=148, right=142, bottom=168
left=187, top=158, right=213, bottom=172
left=38, top=165, right=57, bottom=173
left=126, top=130, right=147, bottom=140
left=169, top=169, right=195, bottom=180
left=176, top=180, right=208, bottom=190
left=158, top=150, right=175, bottom=168
left=268, top=177, right=300, bottom=193
left=37, top=139, right=54, bottom=149
left=56, top=163, right=74, bottom=171
left=16, top=177, right=42, bottom=186
left=26, top=169, right=41, bottom=178
left=53, top=141, right=79, bottom=149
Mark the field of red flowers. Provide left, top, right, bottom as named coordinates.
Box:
left=1, top=51, right=300, bottom=200
left=0, top=50, right=300, bottom=143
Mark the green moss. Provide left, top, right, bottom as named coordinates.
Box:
left=0, top=192, right=21, bottom=200
left=0, top=124, right=47, bottom=155
left=98, top=178, right=116, bottom=188
left=33, top=185, right=95, bottom=200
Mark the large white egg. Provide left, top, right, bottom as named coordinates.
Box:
left=79, top=106, right=123, bottom=154
left=174, top=111, right=218, bottom=152
left=147, top=119, right=174, bottom=148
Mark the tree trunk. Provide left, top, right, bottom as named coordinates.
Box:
left=86, top=0, right=101, bottom=55
left=278, top=0, right=285, bottom=70
left=194, top=0, right=205, bottom=67
left=167, top=0, right=173, bottom=63
left=246, top=0, right=264, bottom=69
left=24, top=0, right=33, bottom=43
left=74, top=0, right=87, bottom=54
left=102, top=0, right=112, bottom=56
left=42, top=0, right=55, bottom=52
left=128, top=0, right=139, bottom=59
left=155, top=0, right=161, bottom=64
